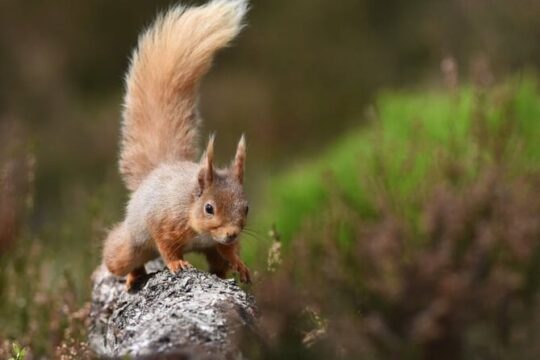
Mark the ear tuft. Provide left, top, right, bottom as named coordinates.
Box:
left=232, top=134, right=246, bottom=184
left=198, top=134, right=215, bottom=191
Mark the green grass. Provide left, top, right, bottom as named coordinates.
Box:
left=245, top=77, right=540, bottom=266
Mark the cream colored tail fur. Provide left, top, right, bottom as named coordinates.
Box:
left=119, top=0, right=248, bottom=191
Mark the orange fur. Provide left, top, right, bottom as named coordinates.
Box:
left=149, top=214, right=196, bottom=273
left=204, top=247, right=230, bottom=278
left=217, top=243, right=251, bottom=283
left=102, top=1, right=252, bottom=290
left=126, top=266, right=147, bottom=290
left=103, top=222, right=157, bottom=277
left=119, top=1, right=248, bottom=191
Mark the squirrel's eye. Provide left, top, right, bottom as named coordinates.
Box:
left=204, top=203, right=214, bottom=215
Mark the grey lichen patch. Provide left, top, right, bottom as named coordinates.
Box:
left=89, top=260, right=257, bottom=359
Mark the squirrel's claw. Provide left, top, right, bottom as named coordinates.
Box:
left=167, top=259, right=193, bottom=274
left=234, top=261, right=251, bottom=284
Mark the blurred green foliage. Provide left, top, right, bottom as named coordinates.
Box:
left=249, top=76, right=540, bottom=265
left=244, top=77, right=540, bottom=359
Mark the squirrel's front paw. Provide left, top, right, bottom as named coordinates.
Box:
left=167, top=259, right=192, bottom=274
left=233, top=261, right=251, bottom=284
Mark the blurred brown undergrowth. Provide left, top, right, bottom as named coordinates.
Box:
left=242, top=82, right=540, bottom=359
left=245, top=170, right=540, bottom=359
left=0, top=122, right=125, bottom=360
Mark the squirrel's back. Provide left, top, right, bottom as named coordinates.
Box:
left=119, top=0, right=248, bottom=191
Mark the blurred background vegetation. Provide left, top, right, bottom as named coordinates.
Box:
left=0, top=0, right=539, bottom=358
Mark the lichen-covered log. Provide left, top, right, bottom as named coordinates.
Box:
left=88, top=261, right=257, bottom=359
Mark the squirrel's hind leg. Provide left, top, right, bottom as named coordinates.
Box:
left=126, top=266, right=147, bottom=291
left=103, top=222, right=146, bottom=277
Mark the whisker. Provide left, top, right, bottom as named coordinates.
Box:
left=242, top=229, right=259, bottom=236
left=243, top=227, right=263, bottom=236
left=240, top=234, right=253, bottom=242
left=241, top=229, right=262, bottom=241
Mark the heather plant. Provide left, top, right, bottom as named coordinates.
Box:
left=243, top=78, right=540, bottom=359
left=1, top=75, right=539, bottom=358
left=248, top=76, right=540, bottom=257
left=0, top=126, right=121, bottom=358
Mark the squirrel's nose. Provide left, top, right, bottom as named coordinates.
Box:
left=225, top=232, right=238, bottom=243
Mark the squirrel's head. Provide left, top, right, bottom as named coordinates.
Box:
left=189, top=135, right=249, bottom=245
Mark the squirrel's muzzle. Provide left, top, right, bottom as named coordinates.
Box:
left=212, top=226, right=241, bottom=245
left=225, top=232, right=238, bottom=244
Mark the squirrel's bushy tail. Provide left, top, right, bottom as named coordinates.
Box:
left=120, top=0, right=248, bottom=191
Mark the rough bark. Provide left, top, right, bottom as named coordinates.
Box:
left=88, top=260, right=257, bottom=359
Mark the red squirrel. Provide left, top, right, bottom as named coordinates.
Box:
left=102, top=0, right=251, bottom=290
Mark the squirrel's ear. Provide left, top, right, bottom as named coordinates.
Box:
left=198, top=135, right=215, bottom=191
left=232, top=134, right=246, bottom=184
